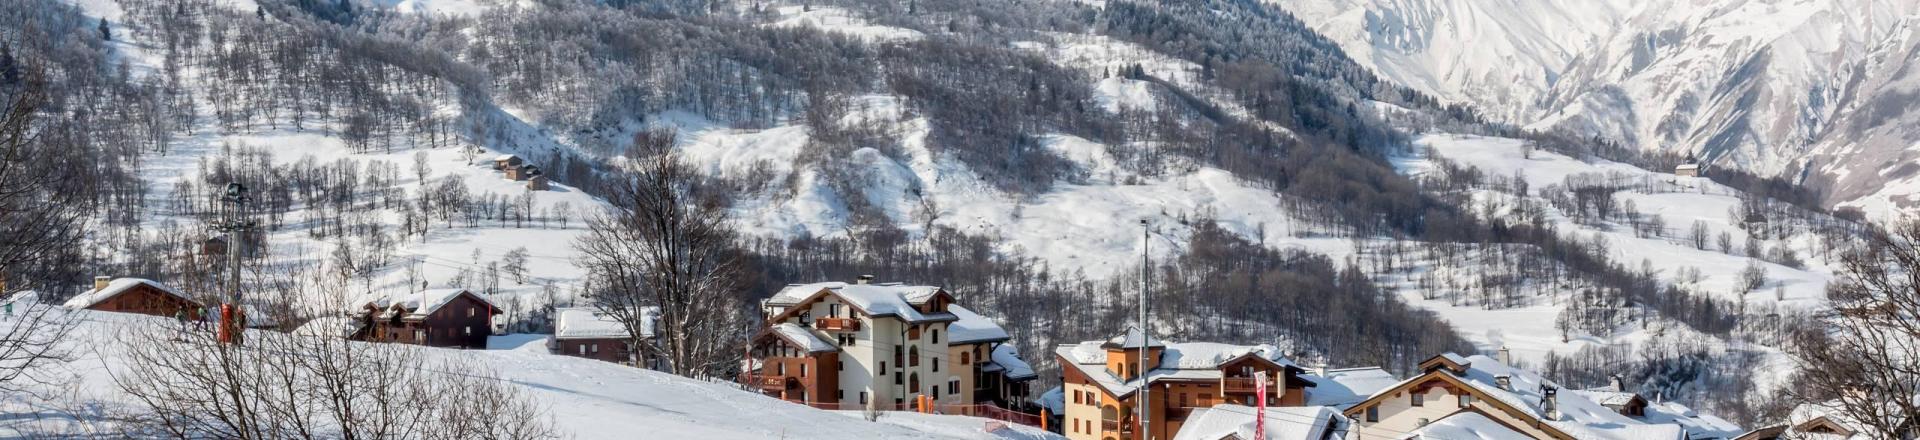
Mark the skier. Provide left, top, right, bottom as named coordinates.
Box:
left=173, top=309, right=189, bottom=341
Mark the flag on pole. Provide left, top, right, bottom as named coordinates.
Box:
left=1254, top=371, right=1269, bottom=440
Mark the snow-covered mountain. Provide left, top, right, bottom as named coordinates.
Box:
left=1280, top=0, right=1920, bottom=216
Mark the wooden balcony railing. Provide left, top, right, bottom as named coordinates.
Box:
left=746, top=375, right=786, bottom=391
left=815, top=317, right=860, bottom=332
left=1222, top=377, right=1264, bottom=393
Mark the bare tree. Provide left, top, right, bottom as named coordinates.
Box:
left=412, top=150, right=432, bottom=186
left=1788, top=221, right=1920, bottom=439
left=0, top=74, right=81, bottom=393
left=575, top=128, right=744, bottom=377
left=114, top=324, right=560, bottom=440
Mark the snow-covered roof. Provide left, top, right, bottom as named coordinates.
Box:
left=1569, top=389, right=1642, bottom=407
left=1676, top=163, right=1700, bottom=170
left=494, top=154, right=519, bottom=161
left=62, top=278, right=199, bottom=310
left=769, top=323, right=837, bottom=353
left=1643, top=401, right=1745, bottom=439
left=1035, top=386, right=1065, bottom=416
left=349, top=288, right=497, bottom=318
left=1172, top=405, right=1340, bottom=440
left=1396, top=410, right=1532, bottom=440
left=555, top=307, right=654, bottom=340
left=1362, top=354, right=1689, bottom=440
left=767, top=281, right=954, bottom=323
left=1101, top=326, right=1164, bottom=349
left=946, top=305, right=1009, bottom=344
left=293, top=316, right=364, bottom=339
left=982, top=344, right=1036, bottom=380
left=1305, top=367, right=1400, bottom=408
left=1056, top=333, right=1298, bottom=398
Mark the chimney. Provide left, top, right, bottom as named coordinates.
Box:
left=1495, top=375, right=1511, bottom=390
left=93, top=276, right=111, bottom=292
left=1498, top=345, right=1512, bottom=365
left=1312, top=363, right=1327, bottom=378
left=1610, top=374, right=1626, bottom=392
left=856, top=275, right=874, bottom=285
left=1541, top=385, right=1561, bottom=421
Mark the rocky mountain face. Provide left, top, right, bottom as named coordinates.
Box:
left=1279, top=0, right=1920, bottom=216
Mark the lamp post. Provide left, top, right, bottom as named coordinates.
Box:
left=1138, top=218, right=1151, bottom=440
left=214, top=182, right=256, bottom=345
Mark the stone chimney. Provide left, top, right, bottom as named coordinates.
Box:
left=856, top=275, right=874, bottom=285
left=1541, top=385, right=1561, bottom=421
left=1498, top=345, right=1512, bottom=365
left=1495, top=374, right=1511, bottom=390
left=93, top=276, right=111, bottom=292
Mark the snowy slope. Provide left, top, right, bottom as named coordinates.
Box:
left=1, top=311, right=1060, bottom=439
left=1392, top=133, right=1828, bottom=392
left=1276, top=0, right=1920, bottom=215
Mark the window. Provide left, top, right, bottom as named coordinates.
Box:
left=1072, top=390, right=1081, bottom=404
left=879, top=361, right=888, bottom=375
left=589, top=344, right=599, bottom=353
left=909, top=346, right=920, bottom=367
left=932, top=357, right=939, bottom=372
left=463, top=326, right=472, bottom=336
left=909, top=373, right=919, bottom=391
left=895, top=371, right=903, bottom=385
left=776, top=363, right=786, bottom=376
left=414, top=330, right=425, bottom=341
left=838, top=362, right=844, bottom=372
left=1365, top=406, right=1379, bottom=423
left=799, top=311, right=811, bottom=325
left=1459, top=395, right=1472, bottom=407
left=908, top=325, right=921, bottom=340
left=948, top=379, right=958, bottom=395
left=578, top=344, right=587, bottom=356
left=933, top=386, right=940, bottom=400
left=800, top=364, right=808, bottom=377
left=960, top=352, right=970, bottom=365
left=931, top=329, right=940, bottom=344
left=829, top=303, right=843, bottom=317
left=468, top=307, right=476, bottom=317
left=837, top=390, right=844, bottom=400
left=859, top=392, right=868, bottom=404
left=1412, top=392, right=1425, bottom=407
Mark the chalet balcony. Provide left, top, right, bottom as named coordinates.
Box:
left=750, top=376, right=786, bottom=391
left=1102, top=419, right=1131, bottom=433
left=1221, top=377, right=1265, bottom=393
left=815, top=317, right=860, bottom=332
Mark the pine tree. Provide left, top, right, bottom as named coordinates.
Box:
left=97, top=19, right=111, bottom=41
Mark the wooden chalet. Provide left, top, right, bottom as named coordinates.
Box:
left=550, top=307, right=655, bottom=366
left=1052, top=327, right=1314, bottom=440
left=63, top=277, right=203, bottom=320
left=1342, top=351, right=1689, bottom=440
left=507, top=164, right=541, bottom=181
left=346, top=288, right=500, bottom=349
left=493, top=154, right=523, bottom=171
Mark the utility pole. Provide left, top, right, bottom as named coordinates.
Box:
left=214, top=182, right=256, bottom=345
left=1138, top=218, right=1150, bottom=440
